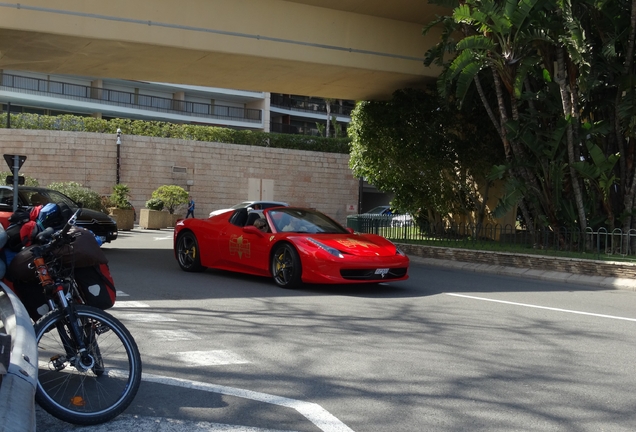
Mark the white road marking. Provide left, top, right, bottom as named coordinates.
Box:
left=116, top=290, right=130, bottom=297
left=174, top=350, right=250, bottom=366
left=154, top=236, right=173, bottom=241
left=142, top=373, right=355, bottom=432
left=112, top=301, right=150, bottom=308
left=118, top=313, right=177, bottom=322
left=151, top=329, right=201, bottom=341
left=446, top=293, right=636, bottom=322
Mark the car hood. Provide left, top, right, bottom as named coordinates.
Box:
left=78, top=208, right=115, bottom=223
left=302, top=234, right=399, bottom=257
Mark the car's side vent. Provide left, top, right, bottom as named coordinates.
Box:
left=172, top=166, right=187, bottom=173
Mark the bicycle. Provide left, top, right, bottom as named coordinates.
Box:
left=24, top=208, right=142, bottom=425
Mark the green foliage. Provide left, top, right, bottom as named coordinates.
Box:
left=150, top=185, right=188, bottom=214
left=348, top=87, right=503, bottom=221
left=315, top=123, right=326, bottom=137
left=145, top=198, right=164, bottom=211
left=331, top=115, right=339, bottom=138
left=110, top=184, right=132, bottom=209
left=0, top=171, right=39, bottom=186
left=424, top=0, right=636, bottom=232
left=0, top=113, right=350, bottom=154
left=47, top=181, right=104, bottom=212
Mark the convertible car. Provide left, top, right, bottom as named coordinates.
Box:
left=174, top=206, right=409, bottom=288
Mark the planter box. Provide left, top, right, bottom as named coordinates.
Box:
left=169, top=214, right=183, bottom=227
left=140, top=208, right=165, bottom=229
left=109, top=208, right=134, bottom=231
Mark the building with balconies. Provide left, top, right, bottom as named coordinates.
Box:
left=0, top=70, right=352, bottom=136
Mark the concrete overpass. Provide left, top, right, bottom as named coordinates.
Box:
left=0, top=0, right=450, bottom=101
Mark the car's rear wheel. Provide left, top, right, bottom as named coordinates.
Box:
left=271, top=243, right=302, bottom=289
left=176, top=232, right=205, bottom=272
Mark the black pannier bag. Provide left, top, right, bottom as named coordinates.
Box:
left=5, top=225, right=113, bottom=319
left=74, top=263, right=116, bottom=310
left=11, top=279, right=50, bottom=322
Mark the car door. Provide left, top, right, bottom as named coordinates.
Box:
left=0, top=187, right=15, bottom=228
left=217, top=209, right=271, bottom=275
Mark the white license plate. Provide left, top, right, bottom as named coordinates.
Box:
left=375, top=268, right=389, bottom=276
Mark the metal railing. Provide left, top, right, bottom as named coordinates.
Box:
left=0, top=73, right=262, bottom=123
left=270, top=94, right=353, bottom=116
left=270, top=122, right=324, bottom=136
left=347, top=215, right=636, bottom=260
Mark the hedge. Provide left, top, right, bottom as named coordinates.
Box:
left=0, top=113, right=351, bottom=154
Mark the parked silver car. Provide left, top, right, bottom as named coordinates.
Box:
left=209, top=200, right=289, bottom=217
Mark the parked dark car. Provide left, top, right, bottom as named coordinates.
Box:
left=362, top=205, right=413, bottom=227
left=0, top=186, right=118, bottom=243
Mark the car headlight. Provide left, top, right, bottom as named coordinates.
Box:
left=388, top=240, right=406, bottom=256
left=307, top=238, right=344, bottom=258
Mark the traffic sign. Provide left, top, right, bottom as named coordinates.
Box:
left=6, top=175, right=25, bottom=185
left=3, top=154, right=27, bottom=171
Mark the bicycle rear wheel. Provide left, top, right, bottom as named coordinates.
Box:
left=34, top=305, right=142, bottom=425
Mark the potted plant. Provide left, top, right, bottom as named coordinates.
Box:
left=107, top=184, right=135, bottom=231
left=150, top=185, right=189, bottom=226
left=139, top=198, right=165, bottom=229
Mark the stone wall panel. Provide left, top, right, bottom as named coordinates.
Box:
left=0, top=129, right=359, bottom=222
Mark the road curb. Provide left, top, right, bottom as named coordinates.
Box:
left=409, top=256, right=636, bottom=291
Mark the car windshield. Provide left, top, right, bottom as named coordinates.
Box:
left=268, top=209, right=348, bottom=234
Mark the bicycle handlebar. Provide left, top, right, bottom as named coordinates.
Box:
left=60, top=208, right=81, bottom=238
left=33, top=208, right=82, bottom=254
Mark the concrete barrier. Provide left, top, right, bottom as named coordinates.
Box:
left=0, top=283, right=37, bottom=432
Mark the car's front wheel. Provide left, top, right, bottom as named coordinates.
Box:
left=176, top=232, right=205, bottom=272
left=271, top=243, right=302, bottom=289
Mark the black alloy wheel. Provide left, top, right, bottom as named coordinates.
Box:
left=177, top=232, right=205, bottom=272
left=271, top=243, right=302, bottom=289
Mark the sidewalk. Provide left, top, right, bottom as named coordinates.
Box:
left=408, top=255, right=636, bottom=291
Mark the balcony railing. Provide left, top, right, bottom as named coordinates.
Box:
left=0, top=73, right=262, bottom=123
left=270, top=122, right=324, bottom=136
left=270, top=94, right=353, bottom=116
left=347, top=216, right=636, bottom=260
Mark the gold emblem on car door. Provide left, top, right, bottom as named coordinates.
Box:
left=229, top=235, right=251, bottom=258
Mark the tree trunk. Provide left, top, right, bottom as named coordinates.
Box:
left=620, top=0, right=636, bottom=246
left=555, top=47, right=588, bottom=233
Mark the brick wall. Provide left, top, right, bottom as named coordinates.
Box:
left=399, top=244, right=636, bottom=279
left=0, top=129, right=359, bottom=223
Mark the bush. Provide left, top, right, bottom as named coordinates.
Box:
left=151, top=185, right=188, bottom=214
left=47, top=181, right=105, bottom=212
left=0, top=113, right=351, bottom=154
left=110, top=184, right=132, bottom=209
left=145, top=198, right=164, bottom=211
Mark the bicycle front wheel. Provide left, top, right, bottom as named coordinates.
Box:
left=34, top=305, right=142, bottom=425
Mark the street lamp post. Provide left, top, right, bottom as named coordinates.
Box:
left=116, top=128, right=122, bottom=184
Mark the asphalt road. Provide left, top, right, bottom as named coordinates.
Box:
left=36, top=228, right=636, bottom=432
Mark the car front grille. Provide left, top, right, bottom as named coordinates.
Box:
left=340, top=268, right=408, bottom=280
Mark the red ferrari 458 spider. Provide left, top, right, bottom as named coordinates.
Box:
left=173, top=206, right=409, bottom=288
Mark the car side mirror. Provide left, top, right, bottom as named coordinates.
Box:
left=243, top=225, right=265, bottom=236
left=346, top=227, right=355, bottom=234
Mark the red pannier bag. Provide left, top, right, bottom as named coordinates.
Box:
left=74, top=263, right=116, bottom=310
